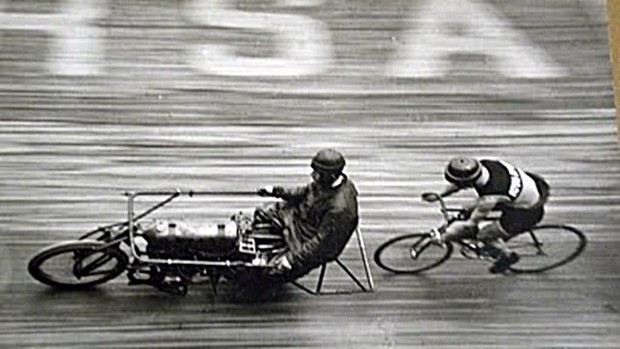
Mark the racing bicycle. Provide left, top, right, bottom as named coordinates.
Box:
left=373, top=193, right=587, bottom=274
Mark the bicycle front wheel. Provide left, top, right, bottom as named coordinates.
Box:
left=374, top=233, right=453, bottom=274
left=507, top=225, right=587, bottom=273
left=28, top=240, right=129, bottom=289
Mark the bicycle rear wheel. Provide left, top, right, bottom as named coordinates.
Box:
left=28, top=240, right=129, bottom=289
left=507, top=225, right=586, bottom=273
left=374, top=233, right=453, bottom=274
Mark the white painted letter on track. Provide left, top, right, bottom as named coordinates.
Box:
left=0, top=0, right=106, bottom=75
left=387, top=0, right=566, bottom=78
left=186, top=0, right=331, bottom=77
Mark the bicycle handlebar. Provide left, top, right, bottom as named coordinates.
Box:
left=422, top=192, right=452, bottom=222
left=423, top=192, right=500, bottom=225
left=422, top=192, right=471, bottom=224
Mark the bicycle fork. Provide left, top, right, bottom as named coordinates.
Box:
left=409, top=232, right=439, bottom=259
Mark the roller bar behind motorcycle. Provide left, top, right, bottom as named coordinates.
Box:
left=28, top=190, right=287, bottom=296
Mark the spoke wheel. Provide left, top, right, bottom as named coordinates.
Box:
left=507, top=225, right=587, bottom=273
left=374, top=233, right=453, bottom=274
left=28, top=240, right=128, bottom=289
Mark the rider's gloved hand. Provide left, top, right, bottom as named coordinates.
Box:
left=257, top=186, right=275, bottom=197
left=421, top=192, right=440, bottom=202
left=275, top=255, right=292, bottom=271
left=268, top=255, right=293, bottom=275
left=273, top=187, right=286, bottom=197
left=257, top=186, right=285, bottom=197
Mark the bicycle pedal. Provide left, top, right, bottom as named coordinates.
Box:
left=428, top=229, right=445, bottom=246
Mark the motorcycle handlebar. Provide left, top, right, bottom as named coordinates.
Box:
left=125, top=189, right=261, bottom=197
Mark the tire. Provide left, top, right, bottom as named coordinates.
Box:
left=374, top=233, right=454, bottom=274
left=28, top=240, right=129, bottom=289
left=507, top=225, right=587, bottom=274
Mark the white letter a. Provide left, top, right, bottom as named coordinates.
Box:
left=388, top=0, right=566, bottom=78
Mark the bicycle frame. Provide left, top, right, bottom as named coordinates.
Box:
left=425, top=193, right=499, bottom=260
left=433, top=194, right=551, bottom=260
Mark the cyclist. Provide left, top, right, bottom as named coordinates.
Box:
left=423, top=157, right=550, bottom=273
left=254, top=148, right=359, bottom=281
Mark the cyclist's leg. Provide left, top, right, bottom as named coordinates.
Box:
left=441, top=221, right=478, bottom=242
left=253, top=202, right=293, bottom=233
left=478, top=221, right=511, bottom=255
left=442, top=196, right=495, bottom=243
left=482, top=207, right=544, bottom=273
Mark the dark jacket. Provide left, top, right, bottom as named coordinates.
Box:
left=275, top=175, right=359, bottom=277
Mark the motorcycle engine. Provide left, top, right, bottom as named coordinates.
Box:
left=138, top=219, right=239, bottom=258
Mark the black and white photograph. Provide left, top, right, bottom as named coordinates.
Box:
left=0, top=0, right=618, bottom=347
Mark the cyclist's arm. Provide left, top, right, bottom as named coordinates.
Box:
left=422, top=183, right=462, bottom=203
left=273, top=185, right=309, bottom=202
left=438, top=183, right=462, bottom=198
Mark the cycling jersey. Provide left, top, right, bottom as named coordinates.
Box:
left=474, top=159, right=541, bottom=209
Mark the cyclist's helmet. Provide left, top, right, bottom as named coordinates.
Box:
left=444, top=157, right=482, bottom=187
left=311, top=148, right=346, bottom=174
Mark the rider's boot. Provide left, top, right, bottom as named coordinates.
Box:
left=158, top=276, right=189, bottom=296
left=478, top=226, right=519, bottom=274
left=489, top=251, right=520, bottom=274
left=480, top=244, right=503, bottom=259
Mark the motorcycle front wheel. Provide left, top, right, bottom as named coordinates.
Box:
left=28, top=240, right=129, bottom=289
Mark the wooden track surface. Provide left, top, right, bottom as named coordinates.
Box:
left=0, top=1, right=618, bottom=348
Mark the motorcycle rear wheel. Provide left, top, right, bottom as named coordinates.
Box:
left=28, top=240, right=128, bottom=289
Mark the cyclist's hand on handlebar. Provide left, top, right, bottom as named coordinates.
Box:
left=422, top=192, right=440, bottom=202
left=457, top=201, right=477, bottom=220
left=457, top=208, right=473, bottom=221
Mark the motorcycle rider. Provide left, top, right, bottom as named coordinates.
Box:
left=423, top=156, right=550, bottom=273
left=254, top=148, right=359, bottom=281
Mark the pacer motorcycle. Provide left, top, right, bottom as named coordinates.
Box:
left=28, top=190, right=286, bottom=296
